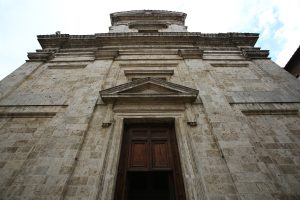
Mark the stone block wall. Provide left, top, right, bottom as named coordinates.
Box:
left=0, top=45, right=299, bottom=200
left=246, top=113, right=300, bottom=197
left=0, top=116, right=52, bottom=195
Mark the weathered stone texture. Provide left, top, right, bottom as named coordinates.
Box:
left=0, top=62, right=43, bottom=100
left=246, top=114, right=300, bottom=197
left=0, top=116, right=52, bottom=198
left=1, top=10, right=300, bottom=200
left=63, top=105, right=109, bottom=200
left=0, top=59, right=112, bottom=199
left=186, top=58, right=300, bottom=199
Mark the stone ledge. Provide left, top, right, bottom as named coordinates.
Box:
left=0, top=105, right=67, bottom=113
left=211, top=63, right=249, bottom=67
left=241, top=109, right=298, bottom=115
left=48, top=64, right=87, bottom=69
left=240, top=47, right=269, bottom=59
left=48, top=60, right=93, bottom=63
left=0, top=112, right=56, bottom=118
left=27, top=52, right=53, bottom=62
left=226, top=90, right=300, bottom=104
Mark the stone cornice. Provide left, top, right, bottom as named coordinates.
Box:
left=110, top=10, right=187, bottom=26
left=27, top=48, right=59, bottom=62
left=239, top=47, right=269, bottom=59
left=27, top=52, right=54, bottom=62
left=37, top=32, right=259, bottom=49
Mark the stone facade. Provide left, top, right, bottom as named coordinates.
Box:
left=0, top=10, right=300, bottom=200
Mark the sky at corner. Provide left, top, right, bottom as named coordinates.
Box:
left=0, top=0, right=299, bottom=80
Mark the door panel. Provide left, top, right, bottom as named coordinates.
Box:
left=129, top=140, right=148, bottom=170
left=152, top=140, right=171, bottom=169
left=115, top=123, right=186, bottom=200
left=151, top=129, right=168, bottom=139
left=130, top=129, right=149, bottom=139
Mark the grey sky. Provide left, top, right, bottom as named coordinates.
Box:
left=1, top=0, right=299, bottom=80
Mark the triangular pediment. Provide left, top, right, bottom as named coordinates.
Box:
left=99, top=77, right=199, bottom=103
left=118, top=82, right=179, bottom=94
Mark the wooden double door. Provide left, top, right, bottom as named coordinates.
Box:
left=115, top=123, right=186, bottom=200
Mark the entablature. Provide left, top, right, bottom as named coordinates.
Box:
left=37, top=32, right=259, bottom=49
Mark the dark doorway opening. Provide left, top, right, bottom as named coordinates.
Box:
left=114, top=121, right=186, bottom=200
left=127, top=171, right=174, bottom=200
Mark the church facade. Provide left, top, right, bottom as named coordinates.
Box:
left=0, top=10, right=300, bottom=200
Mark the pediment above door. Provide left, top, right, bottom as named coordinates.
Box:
left=99, top=77, right=198, bottom=103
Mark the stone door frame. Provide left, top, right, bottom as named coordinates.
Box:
left=97, top=111, right=207, bottom=200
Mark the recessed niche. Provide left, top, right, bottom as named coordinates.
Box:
left=48, top=64, right=87, bottom=69
left=124, top=69, right=174, bottom=81
left=210, top=63, right=249, bottom=67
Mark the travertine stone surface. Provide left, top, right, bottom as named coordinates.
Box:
left=0, top=10, right=300, bottom=200
left=0, top=60, right=112, bottom=199
left=246, top=114, right=300, bottom=197
left=63, top=105, right=110, bottom=200
left=0, top=116, right=53, bottom=194
left=0, top=62, right=43, bottom=100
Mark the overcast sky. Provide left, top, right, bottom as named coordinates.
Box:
left=1, top=0, right=299, bottom=80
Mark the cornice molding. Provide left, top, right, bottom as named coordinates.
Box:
left=27, top=52, right=54, bottom=62
left=37, top=32, right=259, bottom=49
left=240, top=47, right=269, bottom=59
left=27, top=48, right=59, bottom=62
